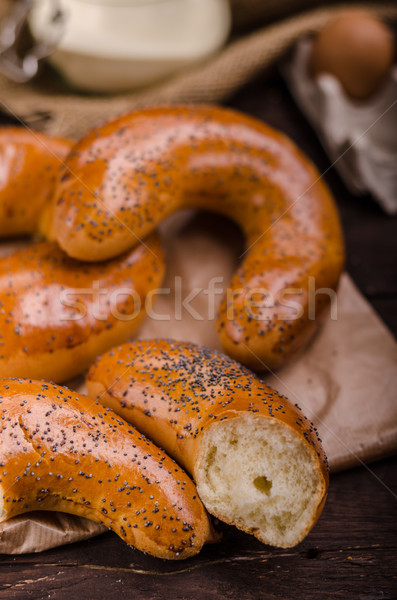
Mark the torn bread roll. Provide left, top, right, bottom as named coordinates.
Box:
left=0, top=378, right=212, bottom=559
left=87, top=339, right=329, bottom=548
left=0, top=128, right=71, bottom=237
left=0, top=237, right=164, bottom=382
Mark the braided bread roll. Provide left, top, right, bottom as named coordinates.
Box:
left=87, top=339, right=329, bottom=548
left=0, top=378, right=212, bottom=559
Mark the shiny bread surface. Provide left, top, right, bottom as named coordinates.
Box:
left=50, top=106, right=344, bottom=370
left=0, top=128, right=71, bottom=237
left=0, top=237, right=164, bottom=382
left=0, top=378, right=211, bottom=559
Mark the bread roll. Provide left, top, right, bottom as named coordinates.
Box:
left=87, top=339, right=329, bottom=548
left=48, top=105, right=344, bottom=371
left=0, top=128, right=71, bottom=237
left=0, top=237, right=164, bottom=382
left=0, top=378, right=212, bottom=559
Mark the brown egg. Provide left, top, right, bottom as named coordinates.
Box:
left=310, top=11, right=395, bottom=99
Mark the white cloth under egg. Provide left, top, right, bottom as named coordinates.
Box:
left=283, top=38, right=397, bottom=215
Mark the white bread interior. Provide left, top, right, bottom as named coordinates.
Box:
left=195, top=413, right=326, bottom=548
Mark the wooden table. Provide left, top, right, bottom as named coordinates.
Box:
left=1, top=73, right=396, bottom=599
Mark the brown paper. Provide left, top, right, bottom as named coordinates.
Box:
left=0, top=211, right=395, bottom=554
left=0, top=513, right=106, bottom=554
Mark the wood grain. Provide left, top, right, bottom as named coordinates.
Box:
left=1, top=457, right=396, bottom=599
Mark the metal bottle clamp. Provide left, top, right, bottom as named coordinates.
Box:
left=0, top=0, right=65, bottom=83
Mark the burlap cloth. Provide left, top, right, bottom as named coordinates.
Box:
left=0, top=1, right=396, bottom=138
left=0, top=0, right=396, bottom=554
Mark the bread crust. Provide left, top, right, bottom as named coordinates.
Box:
left=0, top=128, right=71, bottom=237
left=0, top=378, right=212, bottom=559
left=50, top=105, right=344, bottom=370
left=0, top=238, right=164, bottom=382
left=87, top=339, right=329, bottom=547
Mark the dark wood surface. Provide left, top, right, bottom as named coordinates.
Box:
left=0, top=73, right=396, bottom=599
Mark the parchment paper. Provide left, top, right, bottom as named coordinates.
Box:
left=0, top=211, right=396, bottom=554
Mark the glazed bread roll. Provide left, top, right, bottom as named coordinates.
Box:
left=0, top=378, right=212, bottom=559
left=87, top=339, right=329, bottom=548
left=0, top=237, right=164, bottom=382
left=48, top=105, right=344, bottom=371
left=0, top=128, right=71, bottom=237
